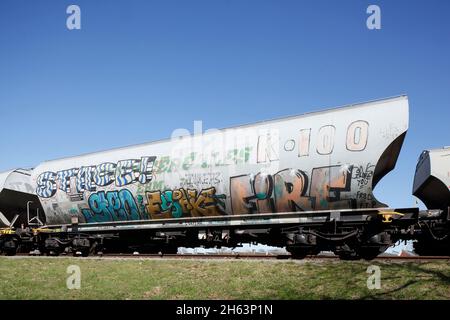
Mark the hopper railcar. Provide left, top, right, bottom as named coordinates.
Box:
left=0, top=95, right=447, bottom=259
left=411, top=147, right=450, bottom=256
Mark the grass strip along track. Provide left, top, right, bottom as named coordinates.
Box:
left=0, top=257, right=449, bottom=300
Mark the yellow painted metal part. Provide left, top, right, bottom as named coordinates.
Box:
left=0, top=228, right=15, bottom=235
left=32, top=228, right=62, bottom=235
left=378, top=211, right=404, bottom=223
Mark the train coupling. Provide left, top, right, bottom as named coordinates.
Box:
left=377, top=208, right=418, bottom=225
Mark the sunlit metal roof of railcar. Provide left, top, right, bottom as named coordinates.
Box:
left=38, top=94, right=408, bottom=164
left=0, top=169, right=32, bottom=193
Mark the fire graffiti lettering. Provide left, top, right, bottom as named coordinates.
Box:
left=230, top=164, right=355, bottom=214
left=36, top=156, right=157, bottom=198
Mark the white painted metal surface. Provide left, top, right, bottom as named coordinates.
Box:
left=30, top=96, right=409, bottom=225
left=0, top=169, right=36, bottom=226
left=413, top=147, right=450, bottom=209
left=0, top=169, right=35, bottom=195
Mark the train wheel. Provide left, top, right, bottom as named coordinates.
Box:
left=290, top=251, right=308, bottom=259
left=3, top=239, right=18, bottom=256
left=286, top=246, right=309, bottom=259
left=4, top=248, right=17, bottom=256
left=358, top=247, right=384, bottom=261
left=337, top=251, right=360, bottom=260
left=72, top=238, right=91, bottom=257
left=358, top=233, right=391, bottom=260
left=5, top=249, right=17, bottom=256
left=72, top=249, right=90, bottom=257
left=81, top=250, right=90, bottom=257
left=413, top=238, right=450, bottom=256
left=336, top=245, right=360, bottom=260
left=47, top=250, right=61, bottom=257
left=161, top=246, right=178, bottom=254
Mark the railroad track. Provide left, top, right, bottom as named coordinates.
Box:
left=97, top=253, right=450, bottom=260
left=12, top=252, right=450, bottom=260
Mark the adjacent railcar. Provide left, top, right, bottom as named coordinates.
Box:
left=412, top=147, right=450, bottom=255
left=0, top=169, right=42, bottom=227
left=413, top=147, right=450, bottom=211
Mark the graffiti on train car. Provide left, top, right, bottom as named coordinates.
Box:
left=145, top=187, right=227, bottom=219
left=179, top=172, right=223, bottom=189
left=36, top=147, right=253, bottom=199
left=36, top=156, right=157, bottom=199
left=35, top=118, right=378, bottom=223
left=81, top=189, right=141, bottom=223
left=76, top=162, right=377, bottom=223
left=230, top=164, right=358, bottom=214
left=353, top=163, right=375, bottom=188
left=80, top=187, right=227, bottom=223
left=154, top=147, right=252, bottom=174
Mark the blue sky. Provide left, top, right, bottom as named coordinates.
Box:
left=0, top=0, right=449, bottom=209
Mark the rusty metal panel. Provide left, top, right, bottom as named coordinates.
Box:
left=30, top=96, right=409, bottom=225
left=413, top=147, right=450, bottom=210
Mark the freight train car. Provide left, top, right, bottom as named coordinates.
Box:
left=412, top=147, right=450, bottom=255
left=0, top=96, right=422, bottom=259
left=0, top=169, right=44, bottom=255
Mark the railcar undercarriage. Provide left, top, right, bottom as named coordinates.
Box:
left=0, top=207, right=421, bottom=260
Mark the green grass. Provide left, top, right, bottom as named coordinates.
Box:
left=0, top=257, right=449, bottom=300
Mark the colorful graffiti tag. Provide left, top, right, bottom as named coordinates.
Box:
left=230, top=164, right=355, bottom=215
left=146, top=187, right=226, bottom=219
left=81, top=189, right=141, bottom=223
left=34, top=119, right=378, bottom=223
left=80, top=187, right=227, bottom=223
left=153, top=147, right=252, bottom=174
left=79, top=163, right=370, bottom=223
left=37, top=161, right=376, bottom=223
left=36, top=156, right=156, bottom=199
